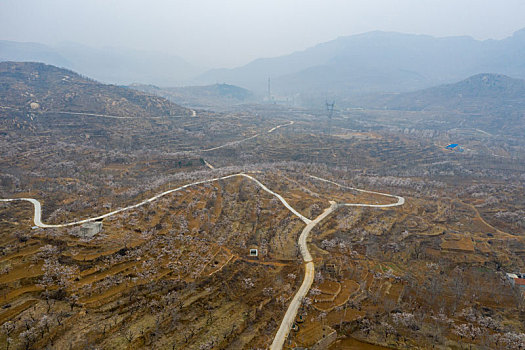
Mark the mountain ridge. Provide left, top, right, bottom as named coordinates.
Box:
left=0, top=61, right=192, bottom=118
left=345, top=73, right=525, bottom=112
left=0, top=40, right=200, bottom=86
left=196, top=28, right=525, bottom=100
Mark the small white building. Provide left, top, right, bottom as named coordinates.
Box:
left=507, top=273, right=519, bottom=284
left=506, top=272, right=525, bottom=287
left=80, top=222, right=102, bottom=238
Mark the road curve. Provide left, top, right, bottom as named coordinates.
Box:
left=270, top=176, right=405, bottom=349
left=268, top=121, right=294, bottom=133
left=1, top=171, right=405, bottom=350
left=309, top=175, right=405, bottom=207
left=0, top=173, right=311, bottom=229
left=200, top=135, right=260, bottom=152
left=200, top=121, right=294, bottom=152
left=0, top=174, right=232, bottom=227
left=270, top=201, right=337, bottom=350
left=240, top=174, right=311, bottom=224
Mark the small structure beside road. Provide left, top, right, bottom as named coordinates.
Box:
left=506, top=273, right=525, bottom=299
left=79, top=221, right=102, bottom=239
left=506, top=272, right=525, bottom=286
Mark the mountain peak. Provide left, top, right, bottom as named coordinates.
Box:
left=467, top=72, right=514, bottom=83
left=356, top=73, right=525, bottom=111
left=458, top=73, right=524, bottom=93
left=511, top=27, right=525, bottom=39
left=197, top=29, right=525, bottom=97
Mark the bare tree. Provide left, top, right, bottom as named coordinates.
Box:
left=121, top=328, right=134, bottom=345
left=2, top=321, right=15, bottom=350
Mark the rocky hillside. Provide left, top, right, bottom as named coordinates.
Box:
left=0, top=62, right=192, bottom=118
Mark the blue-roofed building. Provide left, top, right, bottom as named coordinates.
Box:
left=446, top=144, right=459, bottom=149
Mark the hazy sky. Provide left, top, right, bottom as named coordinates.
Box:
left=1, top=0, right=525, bottom=68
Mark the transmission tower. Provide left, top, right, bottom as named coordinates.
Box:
left=267, top=76, right=273, bottom=103
left=326, top=100, right=335, bottom=118
left=326, top=100, right=335, bottom=135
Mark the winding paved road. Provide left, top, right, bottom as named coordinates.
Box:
left=1, top=172, right=404, bottom=349
left=270, top=176, right=405, bottom=350
left=0, top=171, right=312, bottom=229
left=1, top=174, right=234, bottom=227
left=200, top=135, right=260, bottom=152
left=270, top=201, right=337, bottom=350
left=200, top=120, right=294, bottom=152
left=309, top=175, right=405, bottom=207
left=0, top=106, right=190, bottom=119
left=268, top=121, right=294, bottom=133
left=0, top=173, right=304, bottom=228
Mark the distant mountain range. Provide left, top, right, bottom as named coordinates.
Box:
left=346, top=73, right=525, bottom=113
left=197, top=28, right=525, bottom=101
left=0, top=62, right=191, bottom=118
left=3, top=28, right=525, bottom=106
left=130, top=83, right=254, bottom=109
left=0, top=41, right=200, bottom=86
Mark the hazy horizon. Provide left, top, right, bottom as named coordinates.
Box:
left=1, top=0, right=525, bottom=69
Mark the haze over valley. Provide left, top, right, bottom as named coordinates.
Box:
left=1, top=1, right=525, bottom=349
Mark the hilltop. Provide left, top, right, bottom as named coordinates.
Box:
left=0, top=62, right=192, bottom=118
left=131, top=83, right=254, bottom=109
left=349, top=73, right=525, bottom=112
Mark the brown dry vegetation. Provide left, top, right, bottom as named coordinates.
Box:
left=283, top=174, right=525, bottom=350
left=0, top=176, right=310, bottom=349
left=1, top=64, right=525, bottom=349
